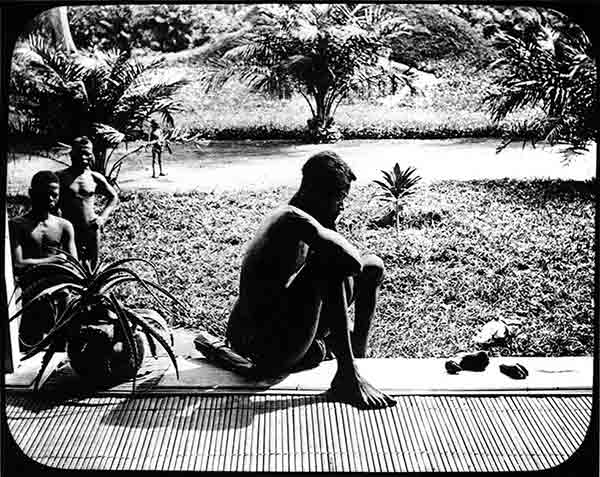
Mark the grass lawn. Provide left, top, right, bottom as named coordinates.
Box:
left=7, top=179, right=594, bottom=359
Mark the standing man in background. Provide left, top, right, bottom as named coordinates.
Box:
left=57, top=136, right=119, bottom=268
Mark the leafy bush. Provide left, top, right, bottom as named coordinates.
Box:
left=386, top=4, right=496, bottom=68
left=132, top=5, right=198, bottom=52
left=67, top=5, right=242, bottom=54
left=484, top=10, right=597, bottom=156
left=68, top=5, right=134, bottom=53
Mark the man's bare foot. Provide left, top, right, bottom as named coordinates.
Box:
left=328, top=364, right=396, bottom=409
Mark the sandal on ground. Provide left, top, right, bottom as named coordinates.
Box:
left=499, top=363, right=528, bottom=380
left=459, top=351, right=489, bottom=372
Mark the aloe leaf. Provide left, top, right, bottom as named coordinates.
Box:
left=89, top=265, right=155, bottom=295
left=144, top=331, right=158, bottom=359
left=45, top=296, right=82, bottom=335
left=125, top=309, right=179, bottom=379
left=33, top=343, right=58, bottom=390
left=45, top=246, right=90, bottom=278
left=99, top=258, right=161, bottom=283
left=139, top=279, right=187, bottom=311
left=10, top=283, right=84, bottom=322
left=21, top=308, right=82, bottom=360
left=109, top=294, right=141, bottom=374
left=19, top=262, right=86, bottom=284
left=17, top=276, right=74, bottom=304
left=93, top=256, right=109, bottom=276
left=96, top=267, right=187, bottom=316
left=128, top=307, right=171, bottom=339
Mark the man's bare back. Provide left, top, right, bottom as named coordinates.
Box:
left=226, top=151, right=396, bottom=410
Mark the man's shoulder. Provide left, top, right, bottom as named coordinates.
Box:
left=266, top=204, right=314, bottom=225
left=56, top=167, right=75, bottom=182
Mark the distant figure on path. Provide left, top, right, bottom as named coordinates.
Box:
left=148, top=119, right=170, bottom=178
left=57, top=137, right=119, bottom=268
left=226, top=151, right=396, bottom=410
left=9, top=171, right=77, bottom=350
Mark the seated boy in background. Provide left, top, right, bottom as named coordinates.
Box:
left=9, top=170, right=77, bottom=351
left=226, top=151, right=396, bottom=410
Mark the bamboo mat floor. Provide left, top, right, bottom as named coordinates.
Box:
left=6, top=392, right=592, bottom=472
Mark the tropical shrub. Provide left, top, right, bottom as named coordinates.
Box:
left=484, top=9, right=597, bottom=157
left=17, top=34, right=188, bottom=179
left=372, top=164, right=422, bottom=237
left=10, top=251, right=183, bottom=389
left=200, top=4, right=416, bottom=143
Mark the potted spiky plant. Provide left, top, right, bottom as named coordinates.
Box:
left=10, top=250, right=182, bottom=389
left=372, top=164, right=422, bottom=237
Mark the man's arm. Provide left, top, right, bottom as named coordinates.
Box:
left=61, top=219, right=78, bottom=260
left=285, top=206, right=362, bottom=276
left=91, top=171, right=119, bottom=228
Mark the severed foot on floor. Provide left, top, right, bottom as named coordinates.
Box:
left=445, top=351, right=489, bottom=374
left=499, top=363, right=528, bottom=380
left=459, top=351, right=489, bottom=371
left=445, top=360, right=462, bottom=374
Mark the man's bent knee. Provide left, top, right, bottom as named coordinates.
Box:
left=361, top=254, right=385, bottom=286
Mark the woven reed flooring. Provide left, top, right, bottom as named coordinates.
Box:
left=6, top=393, right=591, bottom=472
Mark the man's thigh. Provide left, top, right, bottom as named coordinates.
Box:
left=248, top=264, right=325, bottom=366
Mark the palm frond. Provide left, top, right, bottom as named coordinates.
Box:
left=109, top=294, right=141, bottom=388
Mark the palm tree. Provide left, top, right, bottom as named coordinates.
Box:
left=20, top=34, right=188, bottom=179
left=200, top=4, right=415, bottom=142
left=484, top=10, right=597, bottom=158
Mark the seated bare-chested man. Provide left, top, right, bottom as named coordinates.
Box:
left=56, top=136, right=119, bottom=268
left=226, top=151, right=396, bottom=410
left=9, top=171, right=78, bottom=351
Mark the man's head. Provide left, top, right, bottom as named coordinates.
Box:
left=298, top=151, right=356, bottom=226
left=29, top=170, right=60, bottom=212
left=70, top=136, right=94, bottom=170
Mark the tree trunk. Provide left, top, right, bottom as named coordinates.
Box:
left=306, top=94, right=341, bottom=143
left=44, top=7, right=77, bottom=54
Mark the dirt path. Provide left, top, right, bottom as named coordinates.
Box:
left=7, top=138, right=596, bottom=194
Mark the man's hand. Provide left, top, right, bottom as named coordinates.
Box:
left=47, top=254, right=67, bottom=264
left=90, top=215, right=106, bottom=229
